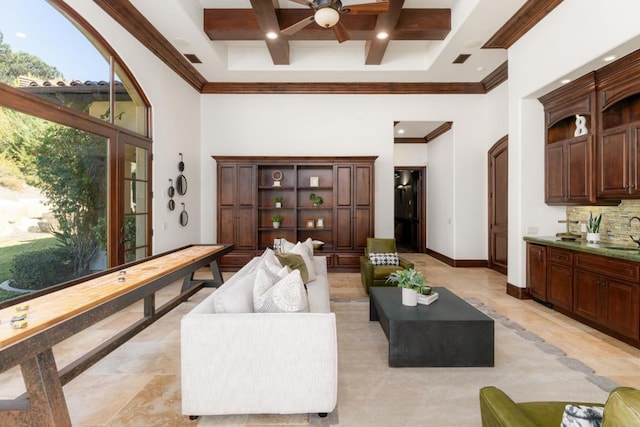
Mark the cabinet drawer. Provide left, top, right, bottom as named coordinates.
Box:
left=334, top=253, right=361, bottom=266
left=574, top=253, right=640, bottom=283
left=548, top=247, right=573, bottom=266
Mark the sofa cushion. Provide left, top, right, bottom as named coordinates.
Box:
left=280, top=237, right=314, bottom=257
left=212, top=269, right=257, bottom=313
left=374, top=265, right=401, bottom=279
left=561, top=405, right=603, bottom=427
left=290, top=242, right=317, bottom=282
left=253, top=268, right=309, bottom=313
left=369, top=252, right=399, bottom=266
left=276, top=252, right=315, bottom=283
left=603, top=387, right=640, bottom=426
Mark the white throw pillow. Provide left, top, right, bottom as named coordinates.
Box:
left=280, top=238, right=296, bottom=253
left=212, top=269, right=257, bottom=313
left=253, top=268, right=309, bottom=313
left=560, top=404, right=604, bottom=427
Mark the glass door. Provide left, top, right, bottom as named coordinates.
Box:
left=115, top=133, right=152, bottom=265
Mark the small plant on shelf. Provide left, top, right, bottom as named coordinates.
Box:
left=309, top=193, right=323, bottom=207
left=271, top=215, right=282, bottom=229
left=274, top=196, right=283, bottom=208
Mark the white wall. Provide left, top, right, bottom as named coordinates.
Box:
left=394, top=144, right=428, bottom=167
left=426, top=131, right=454, bottom=256
left=201, top=93, right=504, bottom=261
left=507, top=0, right=640, bottom=287
left=64, top=0, right=202, bottom=254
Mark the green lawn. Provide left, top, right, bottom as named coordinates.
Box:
left=0, top=236, right=59, bottom=283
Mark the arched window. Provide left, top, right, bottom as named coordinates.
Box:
left=0, top=0, right=152, bottom=304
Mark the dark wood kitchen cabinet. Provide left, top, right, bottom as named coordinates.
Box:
left=574, top=253, right=640, bottom=340
left=547, top=247, right=573, bottom=311
left=526, top=243, right=547, bottom=301
left=539, top=74, right=597, bottom=205
left=524, top=240, right=640, bottom=347
left=213, top=156, right=376, bottom=271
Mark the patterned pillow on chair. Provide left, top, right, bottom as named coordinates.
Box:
left=369, top=252, right=399, bottom=266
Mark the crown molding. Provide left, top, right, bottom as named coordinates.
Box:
left=483, top=0, right=563, bottom=49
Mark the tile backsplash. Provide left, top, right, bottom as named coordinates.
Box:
left=566, top=200, right=640, bottom=246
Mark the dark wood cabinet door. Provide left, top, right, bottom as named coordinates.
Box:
left=566, top=136, right=594, bottom=203
left=598, top=128, right=629, bottom=198
left=548, top=262, right=573, bottom=311
left=606, top=278, right=640, bottom=339
left=573, top=269, right=605, bottom=322
left=545, top=142, right=565, bottom=203
left=631, top=125, right=640, bottom=195
left=526, top=244, right=547, bottom=301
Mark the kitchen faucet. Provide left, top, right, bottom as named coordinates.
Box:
left=629, top=216, right=640, bottom=246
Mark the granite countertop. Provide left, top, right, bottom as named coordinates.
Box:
left=524, top=236, right=640, bottom=262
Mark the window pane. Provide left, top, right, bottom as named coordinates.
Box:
left=114, top=64, right=148, bottom=135
left=124, top=145, right=147, bottom=180
left=0, top=108, right=108, bottom=302
left=0, top=1, right=148, bottom=136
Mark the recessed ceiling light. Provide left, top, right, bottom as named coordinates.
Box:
left=476, top=66, right=484, bottom=72
left=560, top=79, right=572, bottom=84
left=603, top=55, right=616, bottom=62
left=376, top=32, right=389, bottom=40
left=266, top=32, right=278, bottom=40
left=397, top=129, right=405, bottom=134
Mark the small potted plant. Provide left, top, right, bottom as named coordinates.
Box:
left=309, top=193, right=323, bottom=207
left=586, top=211, right=602, bottom=244
left=386, top=268, right=429, bottom=306
left=274, top=196, right=283, bottom=208
left=272, top=215, right=282, bottom=229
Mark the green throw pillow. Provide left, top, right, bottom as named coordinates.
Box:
left=275, top=252, right=309, bottom=283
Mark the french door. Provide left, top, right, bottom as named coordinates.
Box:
left=110, top=132, right=152, bottom=266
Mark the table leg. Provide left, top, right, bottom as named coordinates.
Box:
left=21, top=348, right=71, bottom=427
left=209, top=260, right=224, bottom=287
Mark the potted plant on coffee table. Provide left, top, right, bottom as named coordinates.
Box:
left=386, top=268, right=429, bottom=306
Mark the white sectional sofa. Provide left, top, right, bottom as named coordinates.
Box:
left=181, top=253, right=337, bottom=418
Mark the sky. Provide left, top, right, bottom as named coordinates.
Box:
left=0, top=0, right=110, bottom=82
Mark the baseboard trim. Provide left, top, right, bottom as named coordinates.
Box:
left=426, top=249, right=488, bottom=268
left=506, top=282, right=531, bottom=299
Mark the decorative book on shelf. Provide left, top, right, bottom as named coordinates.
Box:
left=417, top=292, right=439, bottom=306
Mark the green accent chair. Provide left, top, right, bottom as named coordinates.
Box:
left=479, top=386, right=640, bottom=426
left=360, top=238, right=414, bottom=295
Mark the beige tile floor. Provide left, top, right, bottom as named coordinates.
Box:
left=1, top=253, right=640, bottom=425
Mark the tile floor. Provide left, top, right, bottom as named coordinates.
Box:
left=1, top=253, right=639, bottom=425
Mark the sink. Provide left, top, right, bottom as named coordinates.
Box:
left=603, top=246, right=640, bottom=251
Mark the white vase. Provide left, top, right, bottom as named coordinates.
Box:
left=586, top=232, right=600, bottom=243
left=273, top=222, right=280, bottom=229
left=275, top=202, right=282, bottom=208
left=402, top=287, right=418, bottom=306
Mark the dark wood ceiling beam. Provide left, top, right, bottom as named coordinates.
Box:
left=201, top=82, right=485, bottom=94
left=365, top=0, right=405, bottom=65
left=249, top=0, right=290, bottom=65
left=93, top=0, right=207, bottom=92
left=394, top=137, right=428, bottom=144
left=483, top=0, right=563, bottom=49
left=204, top=9, right=450, bottom=41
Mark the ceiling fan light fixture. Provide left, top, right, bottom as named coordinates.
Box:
left=314, top=7, right=340, bottom=28
left=376, top=31, right=389, bottom=40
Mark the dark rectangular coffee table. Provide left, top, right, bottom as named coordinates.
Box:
left=369, top=287, right=494, bottom=367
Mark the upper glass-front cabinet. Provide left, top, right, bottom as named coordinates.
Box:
left=0, top=0, right=148, bottom=136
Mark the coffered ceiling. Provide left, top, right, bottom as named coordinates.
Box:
left=94, top=0, right=563, bottom=93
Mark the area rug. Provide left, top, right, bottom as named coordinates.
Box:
left=195, top=299, right=616, bottom=427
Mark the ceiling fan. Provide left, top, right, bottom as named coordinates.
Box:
left=281, top=0, right=390, bottom=43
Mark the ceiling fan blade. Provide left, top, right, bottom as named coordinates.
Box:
left=281, top=15, right=316, bottom=36
left=288, top=0, right=314, bottom=7
left=332, top=21, right=351, bottom=43
left=343, top=1, right=390, bottom=14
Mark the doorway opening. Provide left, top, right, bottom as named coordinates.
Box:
left=394, top=167, right=426, bottom=253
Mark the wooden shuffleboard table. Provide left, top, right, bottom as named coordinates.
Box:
left=0, top=243, right=233, bottom=427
